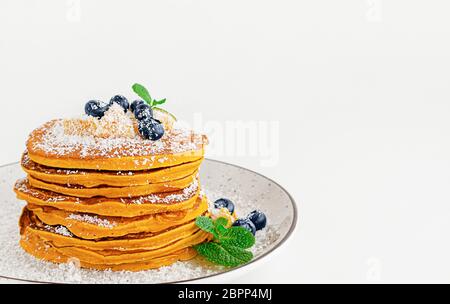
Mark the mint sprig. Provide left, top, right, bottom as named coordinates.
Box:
left=195, top=216, right=217, bottom=238
left=132, top=83, right=166, bottom=107
left=194, top=216, right=255, bottom=267
left=152, top=98, right=166, bottom=106
left=195, top=243, right=254, bottom=268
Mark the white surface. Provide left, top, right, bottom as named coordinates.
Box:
left=1, top=0, right=450, bottom=283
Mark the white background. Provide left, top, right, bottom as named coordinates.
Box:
left=1, top=0, right=450, bottom=283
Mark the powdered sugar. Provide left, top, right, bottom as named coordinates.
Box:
left=15, top=178, right=40, bottom=197
left=29, top=117, right=206, bottom=160
left=15, top=178, right=198, bottom=205
left=67, top=214, right=117, bottom=229
left=1, top=162, right=286, bottom=284
left=132, top=178, right=199, bottom=205
left=0, top=194, right=278, bottom=284
left=44, top=225, right=73, bottom=237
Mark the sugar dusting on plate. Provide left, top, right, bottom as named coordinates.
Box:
left=0, top=188, right=279, bottom=284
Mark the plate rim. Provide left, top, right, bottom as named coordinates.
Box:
left=0, top=158, right=298, bottom=284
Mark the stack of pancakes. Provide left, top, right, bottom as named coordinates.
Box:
left=14, top=118, right=210, bottom=271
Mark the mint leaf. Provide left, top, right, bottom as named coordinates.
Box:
left=195, top=216, right=216, bottom=237
left=216, top=224, right=227, bottom=236
left=214, top=217, right=229, bottom=228
left=194, top=242, right=253, bottom=267
left=214, top=217, right=229, bottom=237
left=132, top=83, right=152, bottom=105
left=194, top=216, right=256, bottom=267
left=219, top=226, right=255, bottom=249
left=153, top=98, right=166, bottom=106
left=221, top=244, right=253, bottom=264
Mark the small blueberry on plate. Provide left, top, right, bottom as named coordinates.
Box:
left=214, top=198, right=235, bottom=214
left=138, top=118, right=165, bottom=141
left=109, top=95, right=129, bottom=112
left=247, top=210, right=267, bottom=231
left=130, top=100, right=146, bottom=113
left=85, top=100, right=109, bottom=118
left=134, top=104, right=153, bottom=121
left=232, top=218, right=256, bottom=235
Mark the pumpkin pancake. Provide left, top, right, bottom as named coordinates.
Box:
left=20, top=208, right=209, bottom=271
left=20, top=232, right=203, bottom=271
left=27, top=120, right=208, bottom=171
left=27, top=171, right=198, bottom=198
left=26, top=196, right=209, bottom=239
left=52, top=230, right=208, bottom=265
left=20, top=207, right=210, bottom=252
left=14, top=178, right=203, bottom=217
left=22, top=152, right=203, bottom=187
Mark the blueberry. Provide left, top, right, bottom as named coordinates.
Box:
left=85, top=100, right=109, bottom=118
left=109, top=95, right=129, bottom=112
left=232, top=218, right=256, bottom=235
left=134, top=104, right=153, bottom=120
left=247, top=210, right=267, bottom=231
left=138, top=118, right=165, bottom=141
left=214, top=198, right=235, bottom=214
left=130, top=100, right=145, bottom=113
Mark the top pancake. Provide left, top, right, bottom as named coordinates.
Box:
left=27, top=120, right=208, bottom=171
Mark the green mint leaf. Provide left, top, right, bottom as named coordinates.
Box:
left=195, top=216, right=216, bottom=237
left=153, top=98, right=166, bottom=106
left=221, top=244, right=253, bottom=264
left=214, top=217, right=229, bottom=238
left=219, top=226, right=255, bottom=249
left=132, top=83, right=152, bottom=105
left=216, top=225, right=227, bottom=236
left=214, top=217, right=229, bottom=228
left=194, top=242, right=253, bottom=267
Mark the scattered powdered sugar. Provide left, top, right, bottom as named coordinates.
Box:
left=67, top=214, right=117, bottom=229
left=116, top=171, right=135, bottom=176
left=29, top=107, right=206, bottom=159
left=56, top=169, right=81, bottom=175
left=15, top=178, right=197, bottom=206
left=1, top=184, right=280, bottom=284
left=15, top=178, right=39, bottom=197
left=5, top=155, right=284, bottom=283
left=44, top=225, right=74, bottom=237
left=251, top=226, right=280, bottom=255
left=198, top=189, right=205, bottom=200
left=158, top=157, right=168, bottom=164
left=21, top=152, right=33, bottom=168
left=88, top=103, right=136, bottom=139
left=162, top=178, right=198, bottom=201
left=22, top=152, right=81, bottom=176
left=132, top=178, right=199, bottom=205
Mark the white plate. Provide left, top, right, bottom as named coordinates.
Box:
left=0, top=159, right=297, bottom=284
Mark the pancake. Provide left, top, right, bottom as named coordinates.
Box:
left=22, top=152, right=203, bottom=187
left=20, top=207, right=210, bottom=252
left=27, top=120, right=208, bottom=171
left=27, top=171, right=198, bottom=198
left=26, top=196, right=209, bottom=239
left=20, top=232, right=199, bottom=271
left=20, top=207, right=208, bottom=271
left=15, top=178, right=202, bottom=217
left=52, top=230, right=207, bottom=265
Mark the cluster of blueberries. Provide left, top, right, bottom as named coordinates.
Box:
left=84, top=95, right=165, bottom=141
left=214, top=198, right=267, bottom=235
